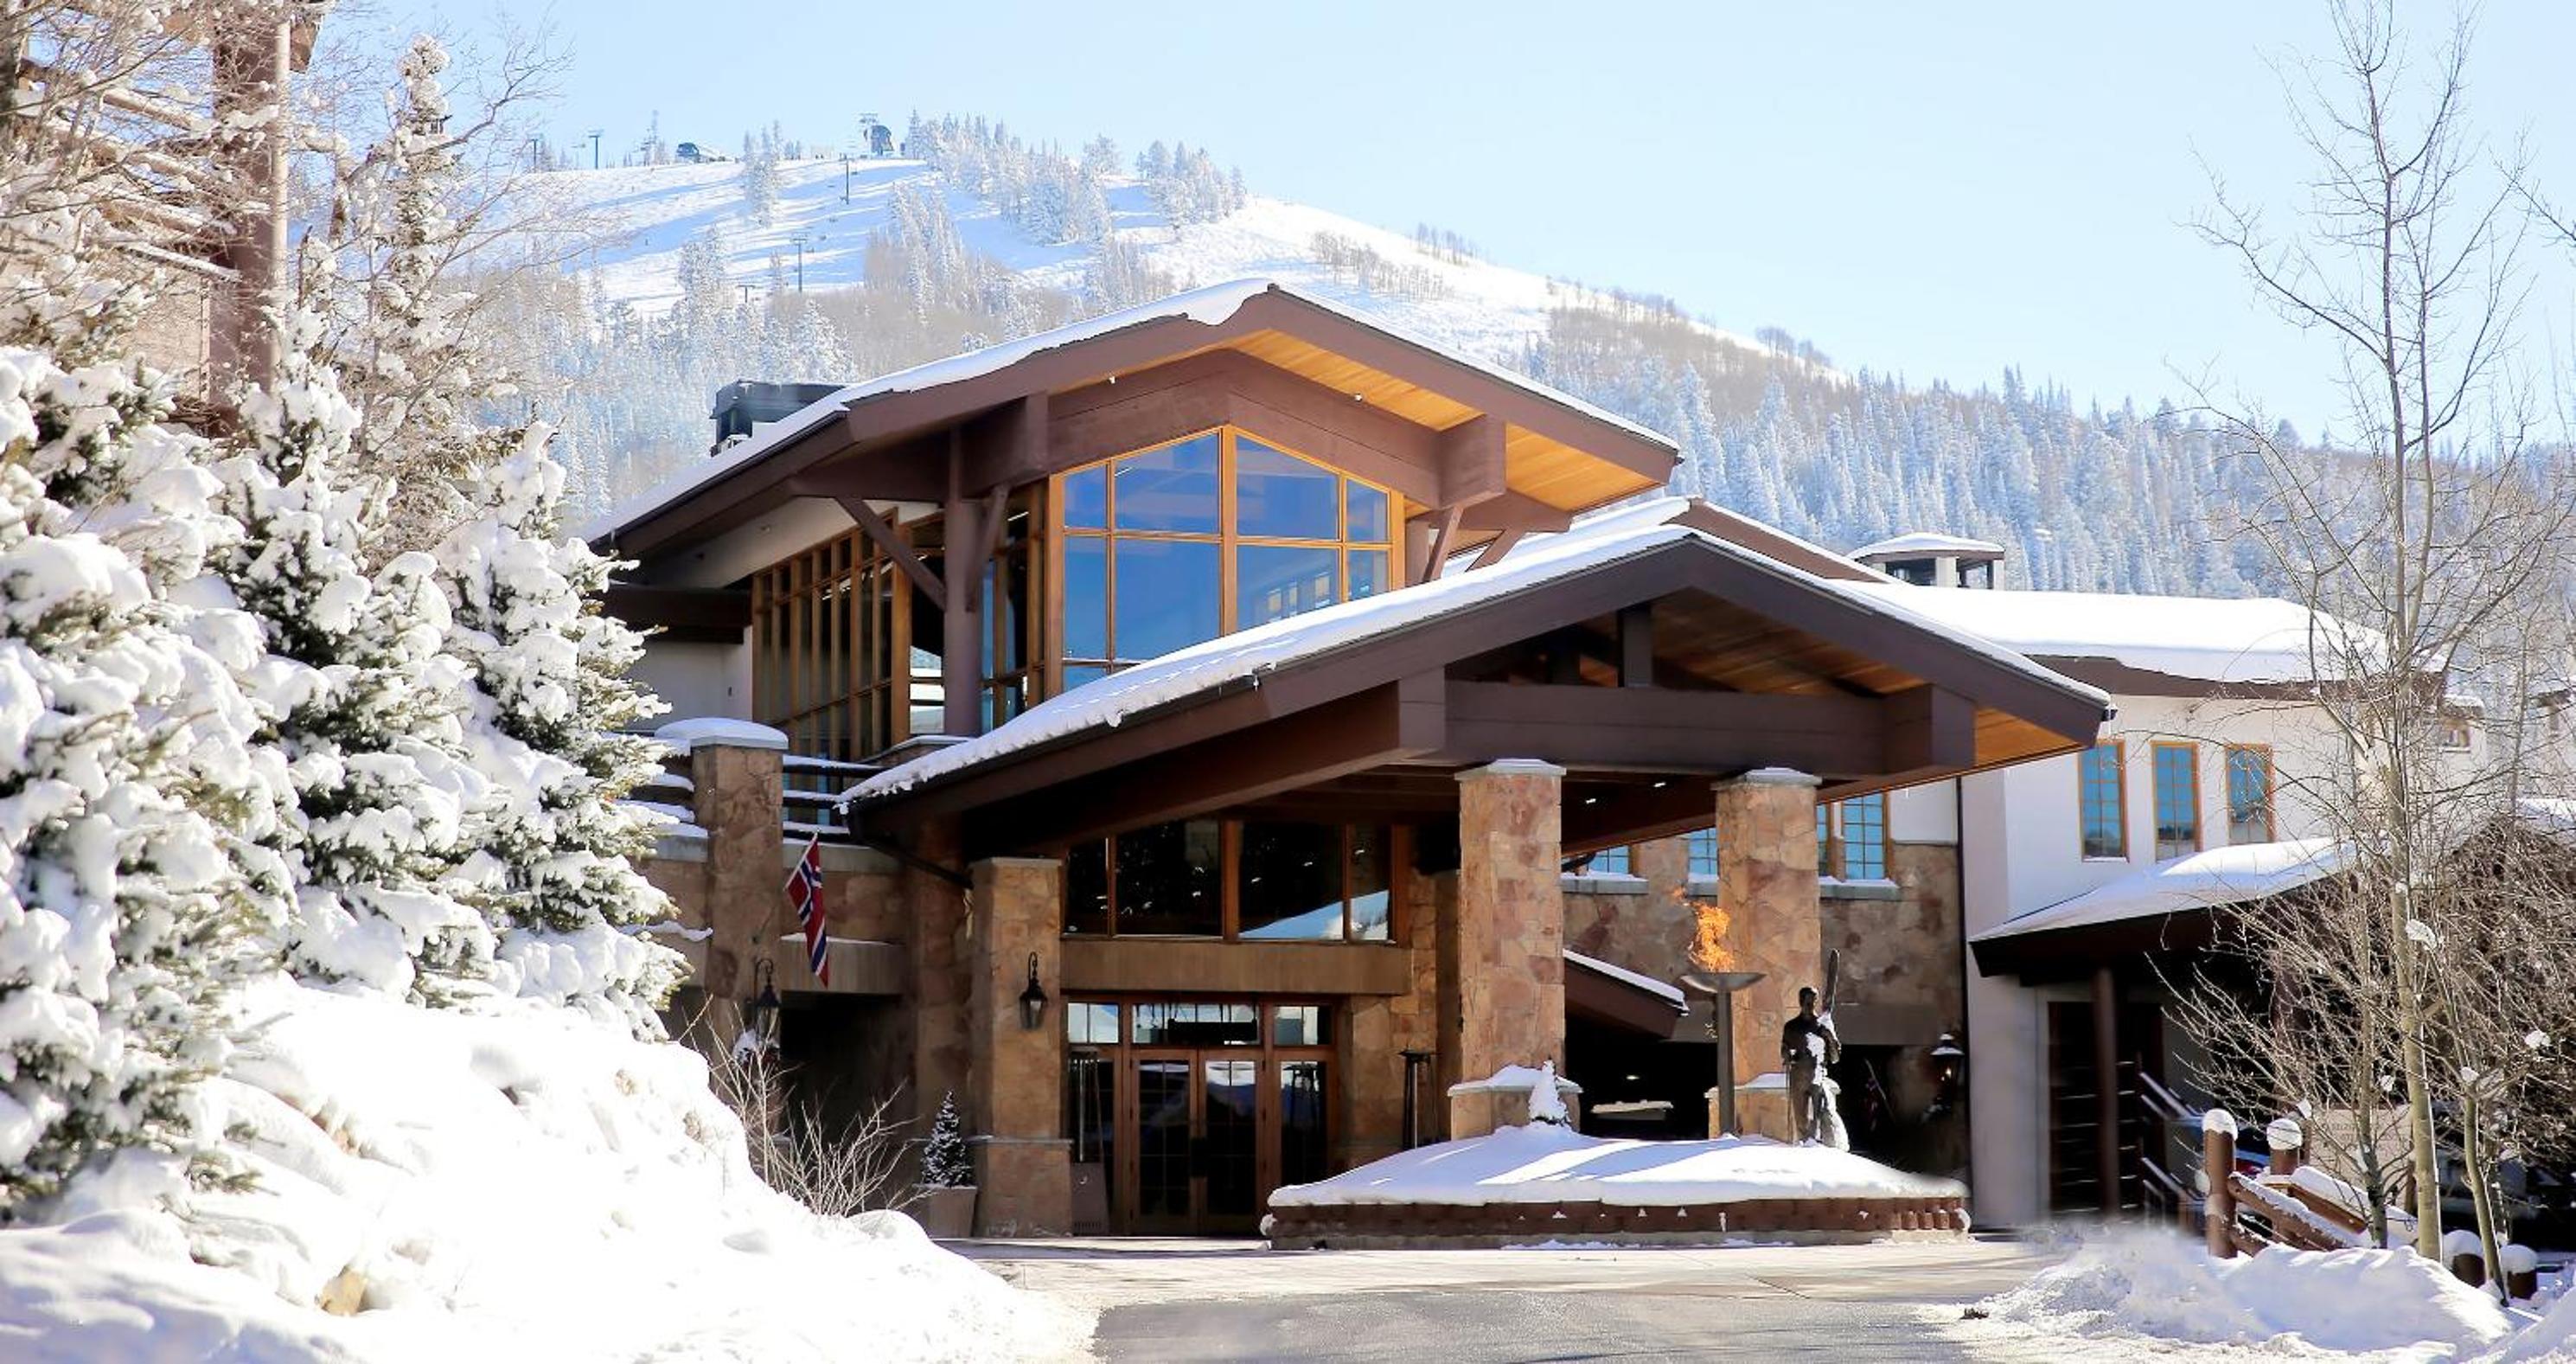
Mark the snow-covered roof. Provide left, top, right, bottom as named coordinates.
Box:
left=1972, top=838, right=2349, bottom=943
left=1844, top=584, right=2362, bottom=688
left=847, top=520, right=2107, bottom=804
left=1564, top=950, right=1685, bottom=1008
left=1850, top=531, right=2007, bottom=560
left=1467, top=495, right=1889, bottom=586
left=585, top=279, right=1677, bottom=545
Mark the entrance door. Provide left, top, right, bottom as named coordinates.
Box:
left=1129, top=1049, right=1266, bottom=1234
left=1077, top=998, right=1334, bottom=1235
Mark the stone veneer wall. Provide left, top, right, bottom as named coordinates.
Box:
left=966, top=857, right=1071, bottom=1236
left=1341, top=849, right=1447, bottom=1167
left=1820, top=842, right=1964, bottom=1047
left=1563, top=836, right=1697, bottom=981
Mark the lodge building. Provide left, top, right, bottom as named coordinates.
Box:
left=596, top=281, right=2116, bottom=1235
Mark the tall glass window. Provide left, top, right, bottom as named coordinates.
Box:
left=1066, top=820, right=1391, bottom=941
left=1054, top=427, right=1400, bottom=686
left=2151, top=742, right=2201, bottom=860
left=2225, top=746, right=2275, bottom=845
left=2081, top=742, right=2127, bottom=860
left=1114, top=820, right=1224, bottom=936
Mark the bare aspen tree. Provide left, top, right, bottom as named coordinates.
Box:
left=2190, top=0, right=2576, bottom=1281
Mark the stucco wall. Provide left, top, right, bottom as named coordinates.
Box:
left=1959, top=692, right=2349, bottom=1226
left=631, top=640, right=750, bottom=725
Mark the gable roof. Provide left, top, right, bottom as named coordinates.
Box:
left=847, top=517, right=2109, bottom=810
left=587, top=279, right=1682, bottom=559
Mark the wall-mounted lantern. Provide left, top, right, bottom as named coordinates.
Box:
left=1018, top=952, right=1048, bottom=1032
left=1931, top=1030, right=1966, bottom=1090
left=745, top=958, right=783, bottom=1050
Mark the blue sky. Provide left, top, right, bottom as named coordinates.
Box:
left=435, top=1, right=2574, bottom=432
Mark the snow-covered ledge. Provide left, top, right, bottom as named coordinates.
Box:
left=1449, top=1062, right=1582, bottom=1141
left=655, top=716, right=788, bottom=754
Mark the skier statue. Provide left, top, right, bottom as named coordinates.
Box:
left=1780, top=981, right=1848, bottom=1149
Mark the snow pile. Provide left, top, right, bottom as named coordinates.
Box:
left=2499, top=1285, right=2576, bottom=1361
left=0, top=977, right=1090, bottom=1362
left=1267, top=1122, right=1962, bottom=1209
left=1975, top=1233, right=2511, bottom=1358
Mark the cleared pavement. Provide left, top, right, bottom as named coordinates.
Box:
left=957, top=1237, right=2123, bottom=1362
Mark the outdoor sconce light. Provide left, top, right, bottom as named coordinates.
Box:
left=1018, top=952, right=1048, bottom=1031
left=746, top=958, right=783, bottom=1049
left=1931, top=1030, right=1966, bottom=1089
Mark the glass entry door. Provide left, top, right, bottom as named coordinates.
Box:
left=1080, top=998, right=1332, bottom=1236
left=1130, top=1050, right=1266, bottom=1234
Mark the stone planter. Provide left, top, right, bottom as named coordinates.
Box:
left=911, top=1186, right=978, bottom=1239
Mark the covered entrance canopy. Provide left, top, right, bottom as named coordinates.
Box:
left=844, top=508, right=2113, bottom=861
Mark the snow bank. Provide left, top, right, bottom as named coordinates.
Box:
left=0, top=976, right=1088, bottom=1362
left=1977, top=1232, right=2510, bottom=1357
left=1267, top=1122, right=1962, bottom=1208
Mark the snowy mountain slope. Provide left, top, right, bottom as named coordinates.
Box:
left=506, top=144, right=2270, bottom=599
left=523, top=155, right=1780, bottom=372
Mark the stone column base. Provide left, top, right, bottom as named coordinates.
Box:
left=1709, top=1075, right=1794, bottom=1143
left=968, top=1137, right=1071, bottom=1237
left=1449, top=1073, right=1583, bottom=1141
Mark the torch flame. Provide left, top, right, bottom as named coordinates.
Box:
left=1691, top=902, right=1732, bottom=972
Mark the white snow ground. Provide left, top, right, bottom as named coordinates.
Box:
left=0, top=976, right=1088, bottom=1362
left=1966, top=1231, right=2576, bottom=1361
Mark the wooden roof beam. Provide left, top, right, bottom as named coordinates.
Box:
left=1434, top=681, right=1888, bottom=777
left=960, top=675, right=1445, bottom=857
left=832, top=496, right=944, bottom=612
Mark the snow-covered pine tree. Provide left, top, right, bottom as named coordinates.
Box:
left=0, top=348, right=278, bottom=1210
left=302, top=35, right=522, bottom=560
left=435, top=425, right=683, bottom=1034
left=213, top=324, right=494, bottom=1003
left=921, top=1092, right=972, bottom=1188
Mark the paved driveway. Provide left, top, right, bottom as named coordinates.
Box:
left=959, top=1238, right=2095, bottom=1362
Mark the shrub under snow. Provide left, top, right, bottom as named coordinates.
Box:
left=0, top=977, right=1090, bottom=1359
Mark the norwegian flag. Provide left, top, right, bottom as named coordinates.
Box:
left=785, top=833, right=828, bottom=987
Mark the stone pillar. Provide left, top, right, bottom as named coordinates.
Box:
left=965, top=856, right=1070, bottom=1236
left=676, top=721, right=789, bottom=1001
left=904, top=822, right=969, bottom=1133
left=1714, top=769, right=1821, bottom=1128
left=1451, top=760, right=1566, bottom=1102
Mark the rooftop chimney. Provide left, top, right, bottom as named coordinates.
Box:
left=1850, top=532, right=2005, bottom=590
